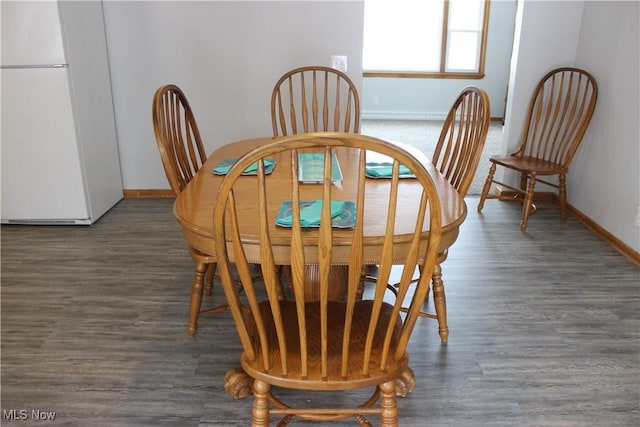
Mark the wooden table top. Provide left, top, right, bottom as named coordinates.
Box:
left=173, top=137, right=467, bottom=264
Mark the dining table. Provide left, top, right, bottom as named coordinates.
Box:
left=173, top=135, right=467, bottom=397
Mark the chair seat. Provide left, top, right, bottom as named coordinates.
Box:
left=490, top=155, right=567, bottom=176
left=242, top=300, right=407, bottom=390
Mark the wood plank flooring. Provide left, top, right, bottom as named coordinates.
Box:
left=1, top=198, right=638, bottom=426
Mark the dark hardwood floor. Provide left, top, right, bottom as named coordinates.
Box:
left=1, top=198, right=638, bottom=426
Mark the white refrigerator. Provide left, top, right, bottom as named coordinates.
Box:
left=1, top=0, right=123, bottom=224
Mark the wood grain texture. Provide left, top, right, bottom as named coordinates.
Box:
left=212, top=135, right=444, bottom=424
left=1, top=198, right=638, bottom=426
left=477, top=67, right=598, bottom=231
left=431, top=86, right=490, bottom=199
left=271, top=66, right=360, bottom=137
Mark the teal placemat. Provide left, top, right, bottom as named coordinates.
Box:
left=212, top=158, right=276, bottom=175
left=275, top=200, right=355, bottom=228
left=365, top=162, right=415, bottom=179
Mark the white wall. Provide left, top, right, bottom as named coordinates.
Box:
left=571, top=1, right=640, bottom=252
left=361, top=0, right=517, bottom=120
left=502, top=0, right=584, bottom=155
left=101, top=0, right=638, bottom=252
left=102, top=0, right=364, bottom=190
left=504, top=0, right=639, bottom=252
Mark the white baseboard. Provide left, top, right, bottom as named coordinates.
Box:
left=361, top=111, right=448, bottom=121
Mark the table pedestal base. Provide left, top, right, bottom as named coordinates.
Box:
left=280, top=264, right=348, bottom=302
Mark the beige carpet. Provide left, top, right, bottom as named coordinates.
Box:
left=360, top=119, right=505, bottom=196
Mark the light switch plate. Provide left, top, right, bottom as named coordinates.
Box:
left=330, top=55, right=347, bottom=72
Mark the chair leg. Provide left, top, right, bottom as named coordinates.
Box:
left=431, top=262, right=449, bottom=343
left=477, top=162, right=496, bottom=212
left=252, top=380, right=271, bottom=427
left=559, top=173, right=567, bottom=222
left=520, top=171, right=528, bottom=192
left=187, top=261, right=208, bottom=337
left=204, top=263, right=216, bottom=295
left=379, top=381, right=398, bottom=427
left=521, top=174, right=537, bottom=232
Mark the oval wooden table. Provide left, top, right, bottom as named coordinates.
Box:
left=173, top=136, right=467, bottom=397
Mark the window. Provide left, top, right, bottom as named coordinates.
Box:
left=363, top=0, right=490, bottom=78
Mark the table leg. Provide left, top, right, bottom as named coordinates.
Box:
left=302, top=264, right=348, bottom=301
left=280, top=264, right=348, bottom=302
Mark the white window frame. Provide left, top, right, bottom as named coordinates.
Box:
left=363, top=0, right=491, bottom=79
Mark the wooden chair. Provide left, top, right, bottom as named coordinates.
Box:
left=477, top=67, right=598, bottom=231
left=418, top=86, right=490, bottom=340
left=432, top=86, right=491, bottom=199
left=271, top=66, right=361, bottom=292
left=271, top=65, right=360, bottom=137
left=364, top=86, right=490, bottom=343
left=213, top=133, right=442, bottom=426
left=152, top=84, right=227, bottom=337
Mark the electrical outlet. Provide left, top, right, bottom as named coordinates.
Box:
left=330, top=55, right=347, bottom=72
left=373, top=96, right=380, bottom=106
left=635, top=206, right=640, bottom=228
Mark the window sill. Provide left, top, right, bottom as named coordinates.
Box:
left=363, top=71, right=486, bottom=79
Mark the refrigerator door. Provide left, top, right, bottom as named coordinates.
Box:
left=1, top=68, right=89, bottom=223
left=1, top=1, right=66, bottom=66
